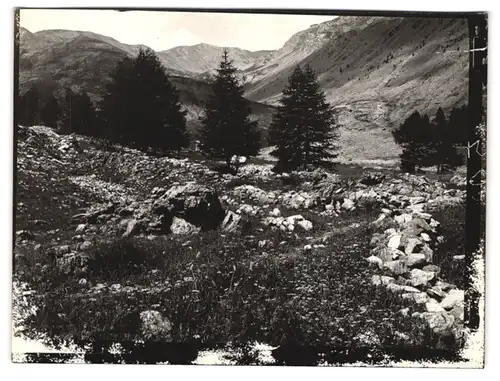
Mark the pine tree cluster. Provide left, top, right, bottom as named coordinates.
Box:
left=392, top=107, right=466, bottom=173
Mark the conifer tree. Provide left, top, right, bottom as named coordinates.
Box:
left=18, top=87, right=40, bottom=126
left=200, top=48, right=261, bottom=167
left=269, top=64, right=337, bottom=171
left=432, top=107, right=462, bottom=173
left=100, top=48, right=188, bottom=150
left=448, top=105, right=468, bottom=146
left=393, top=111, right=434, bottom=173
left=59, top=88, right=97, bottom=135
left=40, top=93, right=60, bottom=128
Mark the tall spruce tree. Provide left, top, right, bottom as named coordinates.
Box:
left=200, top=48, right=260, bottom=166
left=100, top=48, right=188, bottom=150
left=392, top=111, right=434, bottom=173
left=269, top=64, right=337, bottom=171
left=432, top=107, right=462, bottom=173
left=40, top=93, right=60, bottom=128
left=59, top=88, right=97, bottom=135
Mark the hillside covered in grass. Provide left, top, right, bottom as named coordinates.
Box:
left=13, top=125, right=470, bottom=364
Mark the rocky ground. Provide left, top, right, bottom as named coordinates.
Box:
left=13, top=125, right=468, bottom=364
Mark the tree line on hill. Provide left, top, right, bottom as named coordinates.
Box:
left=392, top=105, right=468, bottom=174
left=16, top=46, right=467, bottom=173
left=16, top=47, right=338, bottom=171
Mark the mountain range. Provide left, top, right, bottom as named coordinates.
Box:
left=18, top=15, right=469, bottom=162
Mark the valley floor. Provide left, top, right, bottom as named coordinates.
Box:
left=12, top=126, right=470, bottom=365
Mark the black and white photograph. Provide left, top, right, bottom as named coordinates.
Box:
left=11, top=6, right=487, bottom=367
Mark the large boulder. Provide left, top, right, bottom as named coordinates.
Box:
left=152, top=182, right=225, bottom=231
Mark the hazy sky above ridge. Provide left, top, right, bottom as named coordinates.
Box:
left=20, top=9, right=337, bottom=51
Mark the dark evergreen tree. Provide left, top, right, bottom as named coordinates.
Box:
left=448, top=105, right=468, bottom=145
left=432, top=107, right=463, bottom=173
left=200, top=48, right=261, bottom=166
left=40, top=93, right=60, bottom=128
left=18, top=87, right=40, bottom=126
left=432, top=107, right=448, bottom=173
left=392, top=111, right=434, bottom=173
left=59, top=88, right=97, bottom=135
left=99, top=56, right=135, bottom=142
left=99, top=48, right=188, bottom=150
left=269, top=64, right=337, bottom=171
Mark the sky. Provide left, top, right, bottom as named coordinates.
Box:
left=19, top=9, right=337, bottom=51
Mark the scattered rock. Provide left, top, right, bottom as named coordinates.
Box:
left=122, top=219, right=139, bottom=238
left=419, top=244, right=434, bottom=263
left=237, top=204, right=259, bottom=216
left=263, top=215, right=313, bottom=232
left=232, top=185, right=275, bottom=204
left=409, top=268, right=436, bottom=288
left=54, top=245, right=71, bottom=255
left=440, top=289, right=464, bottom=311
left=394, top=213, right=412, bottom=225
left=405, top=253, right=427, bottom=268
left=139, top=310, right=172, bottom=341
left=435, top=281, right=455, bottom=292
left=402, top=292, right=429, bottom=304
left=16, top=230, right=35, bottom=241
left=56, top=253, right=90, bottom=275
left=170, top=217, right=201, bottom=235
left=367, top=256, right=383, bottom=268
left=399, top=308, right=410, bottom=317
left=386, top=283, right=421, bottom=294
left=420, top=232, right=431, bottom=242
left=383, top=260, right=408, bottom=276
left=281, top=191, right=316, bottom=209
left=426, top=286, right=447, bottom=301
left=449, top=305, right=464, bottom=322
left=296, top=219, right=313, bottom=231
left=419, top=311, right=455, bottom=336
left=341, top=198, right=355, bottom=210
left=75, top=224, right=87, bottom=234
left=79, top=240, right=93, bottom=251
left=404, top=237, right=423, bottom=254
left=387, top=234, right=402, bottom=249
left=221, top=211, right=241, bottom=233
left=425, top=298, right=445, bottom=313
left=422, top=264, right=441, bottom=274
left=153, top=183, right=225, bottom=231
left=360, top=172, right=385, bottom=186
left=371, top=274, right=395, bottom=286
left=269, top=208, right=281, bottom=217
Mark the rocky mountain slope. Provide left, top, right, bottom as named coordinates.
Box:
left=18, top=15, right=469, bottom=162
left=158, top=43, right=272, bottom=75
left=241, top=16, right=469, bottom=161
